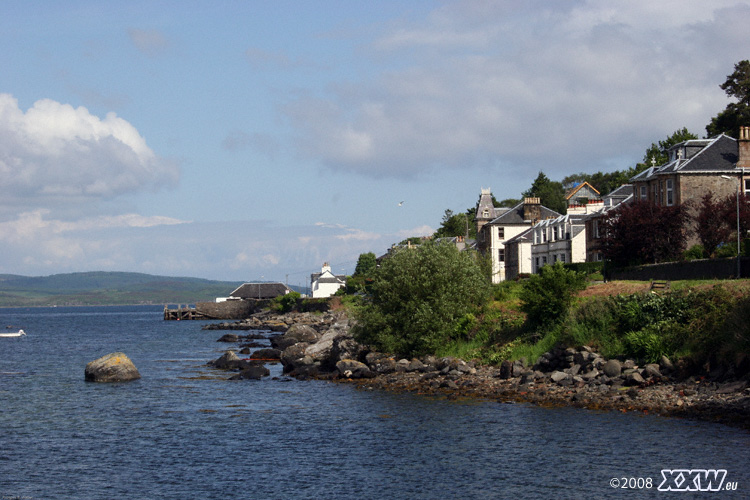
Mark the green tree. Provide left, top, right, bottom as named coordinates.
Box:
left=353, top=242, right=492, bottom=357
left=434, top=209, right=470, bottom=238
left=706, top=60, right=750, bottom=138
left=354, top=252, right=377, bottom=277
left=523, top=171, right=567, bottom=214
left=638, top=127, right=698, bottom=167
left=519, top=263, right=587, bottom=330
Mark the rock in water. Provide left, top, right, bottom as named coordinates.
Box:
left=85, top=352, right=141, bottom=383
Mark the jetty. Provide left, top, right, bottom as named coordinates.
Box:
left=163, top=305, right=207, bottom=321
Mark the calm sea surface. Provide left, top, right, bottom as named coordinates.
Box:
left=0, top=306, right=748, bottom=499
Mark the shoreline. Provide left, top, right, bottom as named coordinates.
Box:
left=205, top=310, right=750, bottom=431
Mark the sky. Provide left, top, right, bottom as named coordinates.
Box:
left=1, top=0, right=750, bottom=287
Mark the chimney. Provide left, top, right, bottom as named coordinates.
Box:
left=739, top=126, right=750, bottom=169
left=523, top=197, right=541, bottom=223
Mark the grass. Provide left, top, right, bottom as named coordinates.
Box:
left=437, top=278, right=750, bottom=368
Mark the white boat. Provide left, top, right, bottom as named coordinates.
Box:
left=0, top=329, right=25, bottom=338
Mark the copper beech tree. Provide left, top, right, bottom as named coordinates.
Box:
left=600, top=200, right=691, bottom=267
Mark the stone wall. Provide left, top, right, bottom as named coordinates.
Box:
left=608, top=257, right=749, bottom=281
left=196, top=300, right=256, bottom=319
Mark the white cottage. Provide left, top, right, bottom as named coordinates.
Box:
left=310, top=263, right=346, bottom=298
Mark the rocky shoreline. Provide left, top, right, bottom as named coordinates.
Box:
left=203, top=310, right=750, bottom=430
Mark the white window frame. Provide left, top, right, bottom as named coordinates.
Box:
left=666, top=179, right=674, bottom=206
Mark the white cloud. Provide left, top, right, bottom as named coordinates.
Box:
left=0, top=94, right=179, bottom=211
left=286, top=0, right=750, bottom=179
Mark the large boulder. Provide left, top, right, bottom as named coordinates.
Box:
left=229, top=364, right=271, bottom=380
left=209, top=350, right=248, bottom=370
left=603, top=359, right=622, bottom=378
left=85, top=352, right=141, bottom=383
left=284, top=324, right=320, bottom=343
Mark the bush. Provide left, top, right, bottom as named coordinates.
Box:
left=270, top=291, right=300, bottom=313
left=353, top=241, right=492, bottom=358
left=519, top=263, right=587, bottom=330
left=683, top=244, right=706, bottom=260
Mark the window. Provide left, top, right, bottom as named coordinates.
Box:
left=596, top=252, right=603, bottom=262
left=553, top=254, right=558, bottom=263
left=745, top=179, right=750, bottom=196
left=542, top=256, right=547, bottom=265
left=498, top=227, right=505, bottom=239
left=666, top=179, right=674, bottom=206
left=640, top=185, right=647, bottom=200
left=542, top=229, right=547, bottom=243
left=498, top=249, right=505, bottom=263
left=535, top=257, right=540, bottom=272
left=482, top=209, right=490, bottom=218
left=560, top=254, right=566, bottom=263
left=593, top=220, right=600, bottom=239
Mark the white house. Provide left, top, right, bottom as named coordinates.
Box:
left=529, top=214, right=588, bottom=273
left=310, top=263, right=346, bottom=298
left=475, top=192, right=561, bottom=283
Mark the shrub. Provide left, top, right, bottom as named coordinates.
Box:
left=683, top=244, right=706, bottom=260
left=519, top=263, right=587, bottom=330
left=270, top=291, right=300, bottom=313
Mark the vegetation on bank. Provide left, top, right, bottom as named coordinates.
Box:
left=346, top=246, right=750, bottom=374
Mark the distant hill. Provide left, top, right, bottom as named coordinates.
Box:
left=0, top=272, right=291, bottom=307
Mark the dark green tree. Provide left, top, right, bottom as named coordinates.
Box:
left=434, top=209, right=470, bottom=238
left=354, top=252, right=377, bottom=277
left=523, top=171, right=567, bottom=214
left=706, top=60, right=750, bottom=138
left=638, top=127, right=698, bottom=167
left=353, top=242, right=492, bottom=357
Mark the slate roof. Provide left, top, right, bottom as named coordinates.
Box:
left=504, top=227, right=534, bottom=244
left=604, top=184, right=633, bottom=199
left=230, top=282, right=291, bottom=299
left=632, top=134, right=739, bottom=181
left=488, top=201, right=561, bottom=225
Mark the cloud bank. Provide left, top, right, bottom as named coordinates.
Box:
left=0, top=94, right=179, bottom=213
left=286, top=0, right=750, bottom=179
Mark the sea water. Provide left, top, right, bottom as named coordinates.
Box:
left=1, top=306, right=748, bottom=499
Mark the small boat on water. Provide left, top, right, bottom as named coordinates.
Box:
left=0, top=329, right=26, bottom=338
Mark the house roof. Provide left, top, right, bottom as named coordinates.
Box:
left=488, top=201, right=561, bottom=225
left=632, top=134, right=739, bottom=181
left=504, top=227, right=534, bottom=245
left=604, top=184, right=633, bottom=199
left=311, top=270, right=346, bottom=284
left=230, top=282, right=291, bottom=299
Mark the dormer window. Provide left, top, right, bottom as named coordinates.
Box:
left=482, top=209, right=490, bottom=218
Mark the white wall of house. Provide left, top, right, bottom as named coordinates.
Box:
left=487, top=225, right=530, bottom=283
left=530, top=217, right=587, bottom=272
left=311, top=263, right=345, bottom=298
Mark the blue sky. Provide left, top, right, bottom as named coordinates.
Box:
left=1, top=0, right=750, bottom=286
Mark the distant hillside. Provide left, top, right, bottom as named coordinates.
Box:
left=0, top=272, right=252, bottom=307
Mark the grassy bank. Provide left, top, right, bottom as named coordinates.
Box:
left=436, top=279, right=750, bottom=374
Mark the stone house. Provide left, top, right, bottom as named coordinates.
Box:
left=630, top=130, right=749, bottom=208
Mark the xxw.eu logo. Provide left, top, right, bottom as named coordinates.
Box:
left=658, top=469, right=732, bottom=491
